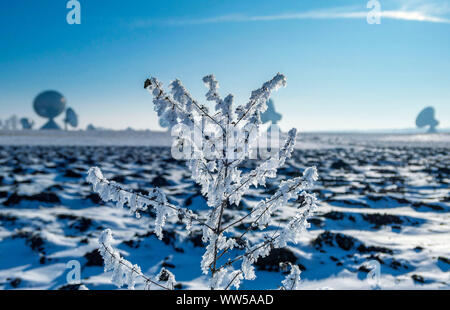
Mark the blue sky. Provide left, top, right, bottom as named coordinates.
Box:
left=0, top=0, right=449, bottom=131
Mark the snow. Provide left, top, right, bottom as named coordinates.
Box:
left=0, top=130, right=172, bottom=147
left=1, top=130, right=449, bottom=149
left=0, top=131, right=448, bottom=289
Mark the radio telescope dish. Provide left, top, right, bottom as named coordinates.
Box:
left=64, top=107, right=78, bottom=130
left=261, top=99, right=282, bottom=124
left=416, top=106, right=439, bottom=133
left=86, top=124, right=96, bottom=131
left=20, top=118, right=34, bottom=130
left=33, top=90, right=66, bottom=130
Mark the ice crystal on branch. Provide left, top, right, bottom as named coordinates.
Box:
left=87, top=73, right=319, bottom=290
left=281, top=264, right=302, bottom=290
left=98, top=229, right=174, bottom=290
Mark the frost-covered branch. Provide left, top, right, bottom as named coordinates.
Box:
left=215, top=168, right=319, bottom=284
left=144, top=78, right=193, bottom=128
left=227, top=128, right=297, bottom=206
left=86, top=167, right=214, bottom=237
left=234, top=73, right=287, bottom=127
left=203, top=74, right=234, bottom=126
left=203, top=74, right=222, bottom=105
left=281, top=264, right=301, bottom=290
left=250, top=166, right=318, bottom=231
left=221, top=166, right=317, bottom=234
left=98, top=229, right=175, bottom=290
left=170, top=78, right=224, bottom=130
left=145, top=77, right=226, bottom=207
left=88, top=73, right=320, bottom=290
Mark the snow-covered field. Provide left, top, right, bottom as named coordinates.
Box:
left=0, top=131, right=448, bottom=290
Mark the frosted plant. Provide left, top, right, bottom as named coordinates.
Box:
left=86, top=73, right=319, bottom=290
left=281, top=264, right=302, bottom=290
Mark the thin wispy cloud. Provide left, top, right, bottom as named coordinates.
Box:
left=130, top=4, right=450, bottom=28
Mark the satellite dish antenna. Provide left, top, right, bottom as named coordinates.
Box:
left=20, top=118, right=34, bottom=130
left=33, top=90, right=66, bottom=130
left=416, top=106, right=439, bottom=133
left=261, top=99, right=282, bottom=124
left=64, top=107, right=78, bottom=130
